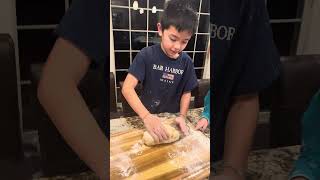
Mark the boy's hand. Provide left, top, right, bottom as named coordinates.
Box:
left=175, top=116, right=189, bottom=136
left=142, top=114, right=169, bottom=143
left=195, top=118, right=209, bottom=131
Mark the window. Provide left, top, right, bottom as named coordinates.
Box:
left=267, top=0, right=304, bottom=56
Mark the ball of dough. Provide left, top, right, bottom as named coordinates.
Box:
left=142, top=124, right=180, bottom=146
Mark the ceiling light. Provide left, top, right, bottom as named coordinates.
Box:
left=139, top=8, right=144, bottom=14
left=152, top=6, right=157, bottom=13
left=133, top=1, right=138, bottom=10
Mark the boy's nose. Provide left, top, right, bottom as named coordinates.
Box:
left=173, top=43, right=181, bottom=51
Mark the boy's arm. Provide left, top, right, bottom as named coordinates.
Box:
left=180, top=91, right=192, bottom=117
left=222, top=94, right=259, bottom=179
left=175, top=91, right=192, bottom=135
left=37, top=38, right=107, bottom=179
left=121, top=73, right=150, bottom=119
left=122, top=74, right=169, bottom=142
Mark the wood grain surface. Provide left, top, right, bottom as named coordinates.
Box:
left=110, top=119, right=210, bottom=180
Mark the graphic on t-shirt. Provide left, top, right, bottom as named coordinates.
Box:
left=153, top=64, right=184, bottom=74
left=153, top=63, right=184, bottom=84
left=162, top=73, right=174, bottom=80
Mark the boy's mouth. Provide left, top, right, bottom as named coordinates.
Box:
left=170, top=50, right=179, bottom=55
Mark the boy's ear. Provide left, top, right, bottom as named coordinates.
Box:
left=157, top=23, right=163, bottom=37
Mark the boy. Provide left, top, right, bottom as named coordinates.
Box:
left=37, top=0, right=107, bottom=178
left=289, top=89, right=320, bottom=180
left=122, top=0, right=199, bottom=143
left=211, top=0, right=281, bottom=179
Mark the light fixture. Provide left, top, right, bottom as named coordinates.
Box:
left=133, top=1, right=138, bottom=10
left=152, top=6, right=157, bottom=13
left=139, top=8, right=144, bottom=14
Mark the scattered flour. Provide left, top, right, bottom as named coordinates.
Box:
left=168, top=129, right=210, bottom=173
left=112, top=140, right=144, bottom=177
left=111, top=145, right=137, bottom=177
left=112, top=152, right=136, bottom=177
left=130, top=140, right=144, bottom=156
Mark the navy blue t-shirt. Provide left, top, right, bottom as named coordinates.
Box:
left=55, top=0, right=107, bottom=136
left=128, top=44, right=198, bottom=114
left=211, top=0, right=281, bottom=163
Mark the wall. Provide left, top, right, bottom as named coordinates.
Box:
left=0, top=0, right=23, bottom=135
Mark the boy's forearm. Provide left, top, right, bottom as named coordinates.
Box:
left=38, top=80, right=107, bottom=178
left=122, top=87, right=150, bottom=119
left=179, top=92, right=192, bottom=116
left=223, top=94, right=259, bottom=173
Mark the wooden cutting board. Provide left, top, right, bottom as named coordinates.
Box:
left=110, top=118, right=210, bottom=180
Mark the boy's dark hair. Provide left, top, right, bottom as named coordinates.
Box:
left=160, top=0, right=198, bottom=34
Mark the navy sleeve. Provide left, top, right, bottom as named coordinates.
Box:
left=233, top=0, right=280, bottom=96
left=128, top=50, right=146, bottom=82
left=183, top=57, right=198, bottom=92
left=55, top=0, right=107, bottom=65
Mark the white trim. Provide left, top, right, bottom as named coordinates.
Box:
left=128, top=0, right=132, bottom=64
left=110, top=5, right=116, bottom=74
left=113, top=29, right=209, bottom=35
left=65, top=0, right=69, bottom=11
left=113, top=29, right=150, bottom=32
left=17, top=24, right=57, bottom=30
left=196, top=32, right=210, bottom=35
left=14, top=0, right=24, bottom=140
left=111, top=5, right=134, bottom=8
left=112, top=29, right=131, bottom=31
left=202, top=40, right=210, bottom=79
left=20, top=80, right=32, bottom=85
left=115, top=50, right=140, bottom=52
left=111, top=4, right=164, bottom=12
left=192, top=0, right=202, bottom=63
left=296, top=0, right=320, bottom=54
left=15, top=0, right=24, bottom=139
left=116, top=69, right=129, bottom=71
left=114, top=50, right=206, bottom=53
left=1, top=0, right=24, bottom=142
left=270, top=19, right=302, bottom=23
left=183, top=51, right=206, bottom=53
left=146, top=0, right=149, bottom=47
left=297, top=0, right=311, bottom=54
left=110, top=4, right=117, bottom=103
left=198, top=12, right=210, bottom=15
left=186, top=51, right=207, bottom=53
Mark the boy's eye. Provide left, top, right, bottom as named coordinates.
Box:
left=170, top=37, right=176, bottom=41
left=182, top=41, right=188, bottom=44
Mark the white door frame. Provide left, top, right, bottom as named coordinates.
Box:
left=297, top=0, right=320, bottom=55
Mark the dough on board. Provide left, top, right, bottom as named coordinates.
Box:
left=142, top=124, right=180, bottom=146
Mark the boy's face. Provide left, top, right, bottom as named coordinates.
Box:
left=157, top=23, right=192, bottom=59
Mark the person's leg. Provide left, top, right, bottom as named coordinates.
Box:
left=289, top=90, right=320, bottom=180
